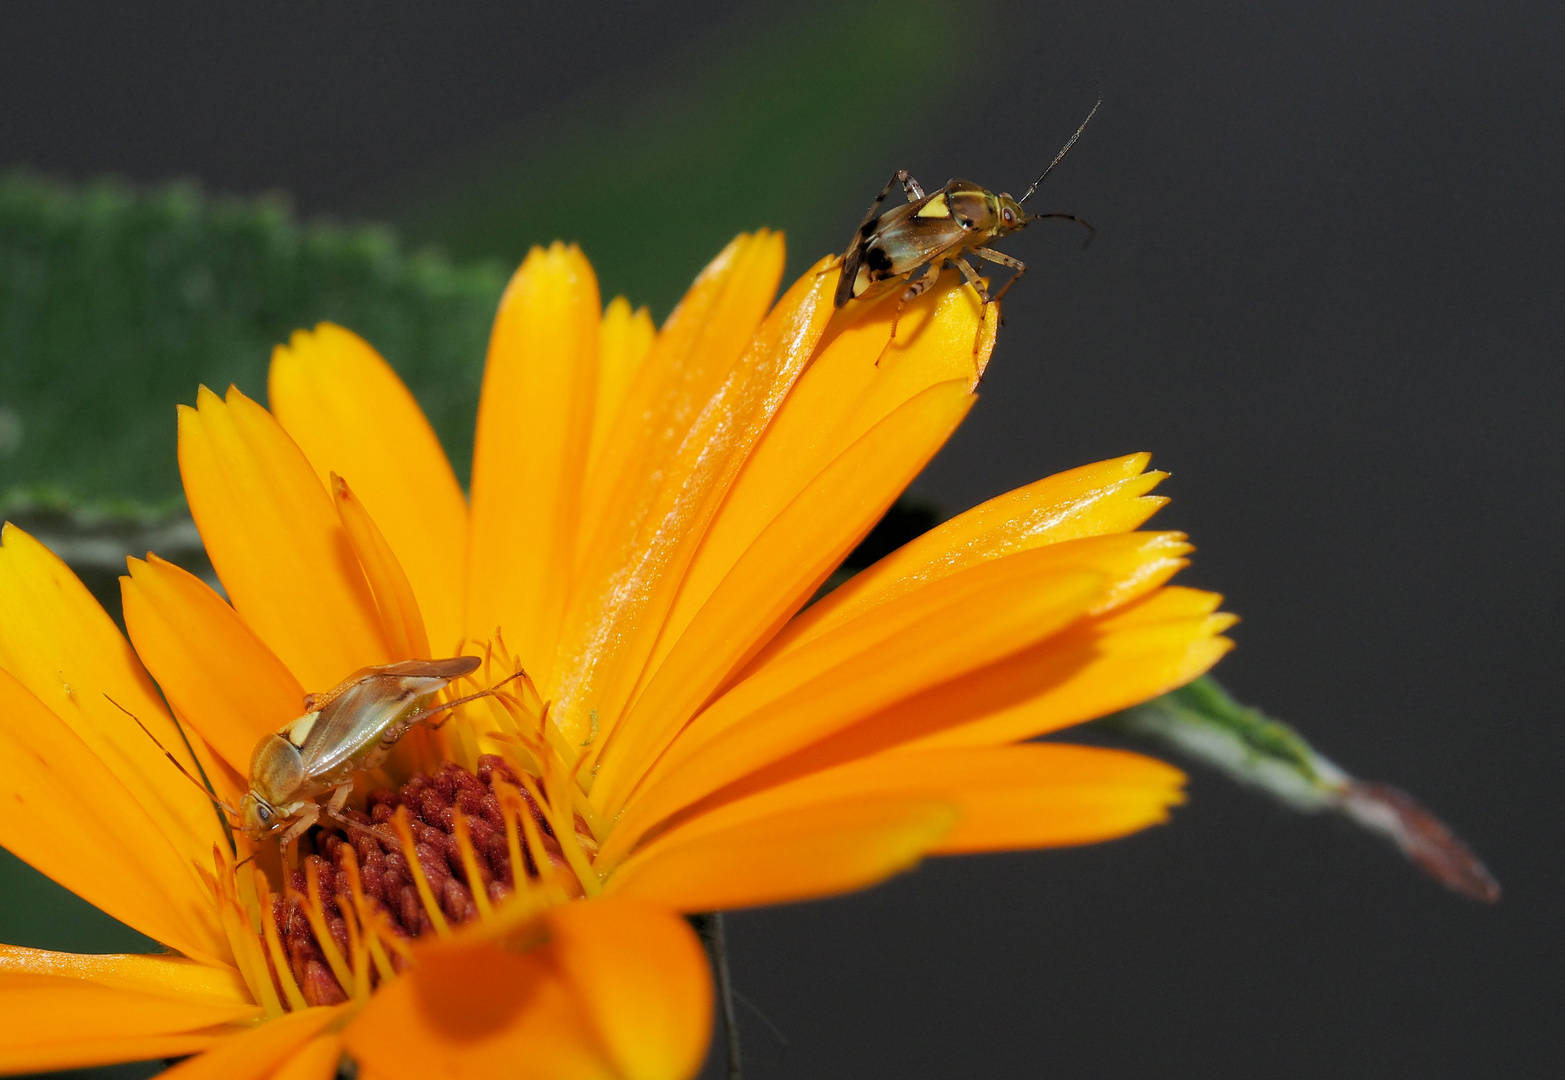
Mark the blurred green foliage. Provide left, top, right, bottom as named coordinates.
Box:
left=0, top=174, right=508, bottom=509
left=0, top=849, right=155, bottom=955
left=385, top=0, right=991, bottom=316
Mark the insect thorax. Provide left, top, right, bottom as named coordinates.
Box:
left=249, top=732, right=308, bottom=804
left=940, top=183, right=1006, bottom=233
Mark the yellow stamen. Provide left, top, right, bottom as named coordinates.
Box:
left=391, top=805, right=451, bottom=937
left=333, top=885, right=371, bottom=1002
left=451, top=807, right=494, bottom=920
left=252, top=867, right=308, bottom=1012
left=539, top=702, right=584, bottom=777
left=300, top=861, right=356, bottom=994
left=567, top=751, right=607, bottom=840
left=203, top=848, right=283, bottom=1018
left=503, top=776, right=569, bottom=905
left=334, top=845, right=399, bottom=984
left=526, top=765, right=601, bottom=898
left=488, top=696, right=547, bottom=775
left=546, top=756, right=602, bottom=896
left=372, top=918, right=417, bottom=966
left=496, top=780, right=531, bottom=902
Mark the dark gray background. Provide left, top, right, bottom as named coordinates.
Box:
left=1, top=1, right=1559, bottom=1076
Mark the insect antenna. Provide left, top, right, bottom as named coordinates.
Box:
left=105, top=694, right=242, bottom=823
left=1028, top=211, right=1097, bottom=248
left=1017, top=88, right=1103, bottom=206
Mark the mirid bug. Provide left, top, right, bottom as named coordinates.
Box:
left=836, top=92, right=1101, bottom=337
left=122, top=656, right=525, bottom=849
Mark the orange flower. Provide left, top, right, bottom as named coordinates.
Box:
left=0, top=233, right=1233, bottom=1078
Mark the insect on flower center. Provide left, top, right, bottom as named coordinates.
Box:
left=225, top=755, right=595, bottom=1010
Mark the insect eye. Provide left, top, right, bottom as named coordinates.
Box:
left=257, top=805, right=272, bottom=822
left=1003, top=208, right=1015, bottom=225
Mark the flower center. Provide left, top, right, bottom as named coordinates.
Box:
left=216, top=754, right=597, bottom=1012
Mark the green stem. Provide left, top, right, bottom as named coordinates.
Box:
left=687, top=911, right=743, bottom=1079
left=1095, top=675, right=1500, bottom=902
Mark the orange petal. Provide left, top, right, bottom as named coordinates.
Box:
left=555, top=240, right=829, bottom=750
left=179, top=385, right=390, bottom=693
left=732, top=586, right=1234, bottom=792
left=344, top=920, right=619, bottom=1079
left=122, top=554, right=305, bottom=777
left=332, top=473, right=432, bottom=661
left=926, top=745, right=1185, bottom=852
left=0, top=526, right=223, bottom=878
left=607, top=795, right=956, bottom=911
left=0, top=944, right=254, bottom=1002
left=669, top=743, right=1185, bottom=857
left=592, top=379, right=975, bottom=817
left=548, top=899, right=713, bottom=1080
left=660, top=270, right=994, bottom=667
left=160, top=1007, right=346, bottom=1080
left=467, top=244, right=601, bottom=684
left=588, top=296, right=657, bottom=477
left=600, top=549, right=1111, bottom=868
left=576, top=233, right=785, bottom=584
left=757, top=453, right=1172, bottom=666
left=268, top=323, right=468, bottom=657
left=0, top=946, right=262, bottom=1074
left=267, top=1033, right=347, bottom=1080
left=910, top=586, right=1238, bottom=749
left=733, top=527, right=1191, bottom=729
left=0, top=668, right=231, bottom=964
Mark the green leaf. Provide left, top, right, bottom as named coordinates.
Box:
left=1095, top=676, right=1501, bottom=901
left=0, top=173, right=507, bottom=509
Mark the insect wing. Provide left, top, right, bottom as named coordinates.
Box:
left=371, top=656, right=483, bottom=681
left=842, top=202, right=969, bottom=304
left=294, top=664, right=471, bottom=778
left=838, top=214, right=895, bottom=306
left=873, top=207, right=970, bottom=273
left=837, top=238, right=868, bottom=307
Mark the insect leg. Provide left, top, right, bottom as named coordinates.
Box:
left=856, top=170, right=926, bottom=234
left=278, top=803, right=321, bottom=849
left=322, top=793, right=402, bottom=848
left=950, top=255, right=992, bottom=302
left=414, top=669, right=530, bottom=730
left=325, top=782, right=353, bottom=816
left=974, top=246, right=1028, bottom=306
left=876, top=261, right=946, bottom=366
left=950, top=255, right=1003, bottom=373
left=899, top=258, right=945, bottom=305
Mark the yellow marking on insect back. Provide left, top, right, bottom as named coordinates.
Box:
left=916, top=194, right=951, bottom=218
left=284, top=711, right=320, bottom=748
